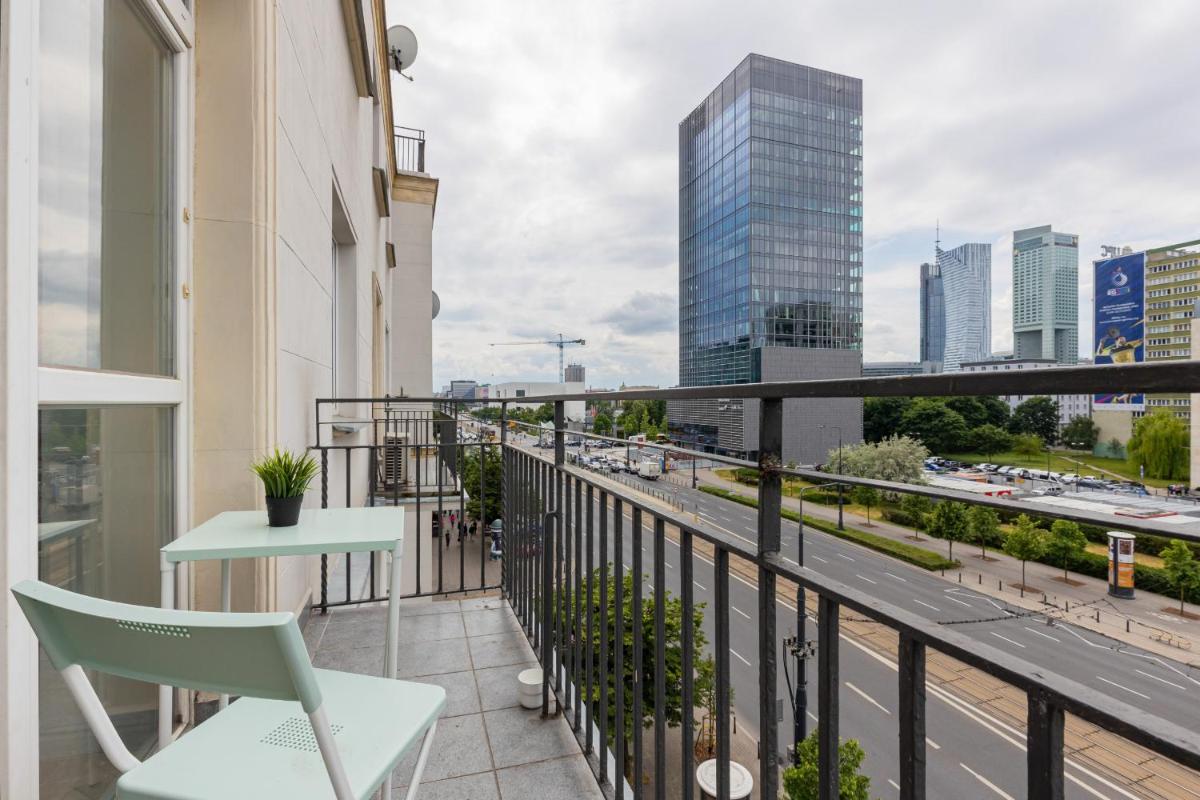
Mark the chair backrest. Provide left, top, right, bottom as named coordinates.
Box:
left=12, top=580, right=323, bottom=712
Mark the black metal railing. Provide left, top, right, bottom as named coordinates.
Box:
left=394, top=125, right=426, bottom=173
left=316, top=361, right=1200, bottom=800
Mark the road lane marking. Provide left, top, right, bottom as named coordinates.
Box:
left=990, top=632, right=1025, bottom=649
left=947, top=596, right=972, bottom=608
left=888, top=779, right=900, bottom=791
left=927, top=737, right=941, bottom=750
left=665, top=562, right=674, bottom=570
left=1135, top=669, right=1187, bottom=691
left=960, top=763, right=1015, bottom=800
left=855, top=574, right=878, bottom=585
left=913, top=599, right=940, bottom=612
left=811, top=555, right=829, bottom=564
left=1023, top=626, right=1060, bottom=642
left=846, top=681, right=890, bottom=715
left=731, top=649, right=752, bottom=667
left=732, top=605, right=752, bottom=620
left=1096, top=675, right=1150, bottom=700
left=884, top=571, right=907, bottom=582
left=837, top=553, right=855, bottom=561
left=694, top=580, right=708, bottom=591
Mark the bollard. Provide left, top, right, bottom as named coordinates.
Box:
left=978, top=574, right=982, bottom=585
left=1127, top=619, right=1131, bottom=633
left=1065, top=601, right=1069, bottom=612
left=958, top=573, right=962, bottom=583
left=1096, top=610, right=1100, bottom=623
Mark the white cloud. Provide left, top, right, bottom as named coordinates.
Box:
left=388, top=0, right=1200, bottom=386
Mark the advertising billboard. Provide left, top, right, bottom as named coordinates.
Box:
left=1093, top=252, right=1145, bottom=410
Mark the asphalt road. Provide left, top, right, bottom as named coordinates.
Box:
left=493, top=429, right=1200, bottom=798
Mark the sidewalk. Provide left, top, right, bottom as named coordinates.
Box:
left=696, top=469, right=1200, bottom=663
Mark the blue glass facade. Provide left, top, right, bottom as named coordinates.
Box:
left=678, top=55, right=863, bottom=391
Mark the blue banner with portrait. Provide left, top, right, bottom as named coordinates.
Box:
left=1093, top=252, right=1145, bottom=410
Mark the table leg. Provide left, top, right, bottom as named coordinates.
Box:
left=382, top=544, right=403, bottom=800
left=158, top=553, right=175, bottom=751
left=220, top=559, right=231, bottom=709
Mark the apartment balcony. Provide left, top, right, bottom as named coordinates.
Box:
left=305, top=364, right=1200, bottom=800
left=395, top=126, right=427, bottom=174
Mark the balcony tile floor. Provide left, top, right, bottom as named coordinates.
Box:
left=304, top=595, right=604, bottom=800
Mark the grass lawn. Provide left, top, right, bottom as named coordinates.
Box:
left=941, top=449, right=1178, bottom=489
left=1085, top=541, right=1164, bottom=568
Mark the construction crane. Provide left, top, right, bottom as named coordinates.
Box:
left=489, top=333, right=586, bottom=383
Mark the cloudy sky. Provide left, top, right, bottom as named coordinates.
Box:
left=386, top=0, right=1200, bottom=391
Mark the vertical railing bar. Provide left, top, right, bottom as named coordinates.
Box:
left=368, top=444, right=377, bottom=598
left=715, top=548, right=731, bottom=800
left=345, top=453, right=352, bottom=602
left=480, top=441, right=487, bottom=589
left=459, top=438, right=466, bottom=593
left=818, top=595, right=840, bottom=800
left=415, top=443, right=422, bottom=597
left=561, top=473, right=571, bottom=698
left=585, top=482, right=595, bottom=755
left=320, top=448, right=329, bottom=613
left=680, top=528, right=695, bottom=800
left=574, top=476, right=584, bottom=731
left=652, top=516, right=666, bottom=800
left=756, top=397, right=783, bottom=799
left=599, top=489, right=610, bottom=786
left=632, top=508, right=644, bottom=800
left=1027, top=690, right=1065, bottom=800
left=436, top=432, right=444, bottom=595
left=898, top=633, right=927, bottom=800
left=614, top=498, right=625, bottom=799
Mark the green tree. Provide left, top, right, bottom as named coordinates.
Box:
left=1061, top=415, right=1100, bottom=450
left=1127, top=410, right=1189, bottom=480
left=1012, top=433, right=1044, bottom=458
left=1009, top=396, right=1060, bottom=444
left=979, top=395, right=1012, bottom=428
left=534, top=402, right=556, bottom=423
left=945, top=396, right=990, bottom=430
left=900, top=493, right=933, bottom=540
left=852, top=485, right=880, bottom=525
left=566, top=571, right=711, bottom=771
left=593, top=412, right=613, bottom=437
left=969, top=424, right=1013, bottom=459
left=782, top=732, right=871, bottom=800
left=863, top=396, right=911, bottom=443
left=898, top=398, right=968, bottom=453
left=461, top=446, right=502, bottom=524
left=832, top=435, right=929, bottom=486
left=927, top=501, right=969, bottom=562
left=1162, top=540, right=1200, bottom=615
left=1003, top=514, right=1047, bottom=589
left=966, top=505, right=1001, bottom=559
left=1045, top=519, right=1087, bottom=582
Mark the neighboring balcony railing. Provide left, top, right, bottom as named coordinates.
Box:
left=314, top=361, right=1200, bottom=800
left=394, top=125, right=426, bottom=173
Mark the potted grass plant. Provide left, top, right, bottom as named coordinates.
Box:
left=251, top=448, right=319, bottom=527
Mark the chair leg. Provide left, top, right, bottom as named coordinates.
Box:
left=400, top=720, right=439, bottom=800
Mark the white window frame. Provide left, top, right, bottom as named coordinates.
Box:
left=2, top=1, right=194, bottom=795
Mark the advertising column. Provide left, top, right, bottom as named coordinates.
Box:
left=1107, top=531, right=1136, bottom=599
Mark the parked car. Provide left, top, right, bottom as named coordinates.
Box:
left=1059, top=473, right=1080, bottom=484
left=1032, top=486, right=1064, bottom=496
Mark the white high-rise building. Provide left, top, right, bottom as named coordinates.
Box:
left=1013, top=225, right=1079, bottom=364
left=937, top=243, right=991, bottom=371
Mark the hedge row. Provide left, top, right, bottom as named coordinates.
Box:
left=698, top=486, right=957, bottom=571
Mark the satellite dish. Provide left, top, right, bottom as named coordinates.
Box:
left=387, top=25, right=418, bottom=76
left=432, top=290, right=441, bottom=320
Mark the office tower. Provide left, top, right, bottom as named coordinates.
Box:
left=670, top=54, right=863, bottom=462
left=938, top=242, right=991, bottom=371
left=919, top=261, right=945, bottom=367
left=564, top=363, right=586, bottom=384
left=1012, top=225, right=1079, bottom=364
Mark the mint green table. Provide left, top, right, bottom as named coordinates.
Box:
left=159, top=508, right=405, bottom=752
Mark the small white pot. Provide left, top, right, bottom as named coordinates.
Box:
left=517, top=667, right=543, bottom=709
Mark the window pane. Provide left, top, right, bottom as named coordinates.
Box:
left=38, top=0, right=174, bottom=375
left=38, top=406, right=174, bottom=799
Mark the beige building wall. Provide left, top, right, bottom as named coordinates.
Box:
left=390, top=173, right=438, bottom=398
left=1192, top=316, right=1200, bottom=488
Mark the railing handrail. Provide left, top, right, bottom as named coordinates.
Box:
left=315, top=360, right=1200, bottom=404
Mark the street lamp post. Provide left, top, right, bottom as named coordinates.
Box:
left=820, top=425, right=845, bottom=530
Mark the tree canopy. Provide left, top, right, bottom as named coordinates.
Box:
left=927, top=501, right=969, bottom=562
left=1061, top=415, right=1100, bottom=450
left=1162, top=540, right=1200, bottom=614
left=461, top=445, right=502, bottom=524
left=1008, top=396, right=1060, bottom=444
left=898, top=399, right=968, bottom=453
left=783, top=732, right=871, bottom=800
left=1003, top=514, right=1047, bottom=588
left=1044, top=519, right=1087, bottom=581
left=828, top=436, right=928, bottom=485
left=1126, top=410, right=1189, bottom=480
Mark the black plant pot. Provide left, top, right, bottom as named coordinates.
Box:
left=265, top=495, right=303, bottom=527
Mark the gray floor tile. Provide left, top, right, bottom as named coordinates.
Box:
left=462, top=608, right=521, bottom=637
left=396, top=637, right=473, bottom=678
left=318, top=606, right=391, bottom=651
left=301, top=615, right=329, bottom=655
left=391, top=713, right=493, bottom=784
left=410, top=670, right=480, bottom=718
left=399, top=771, right=499, bottom=800
left=473, top=664, right=537, bottom=712
left=484, top=706, right=580, bottom=768
left=401, top=611, right=467, bottom=643
left=312, top=645, right=384, bottom=676
left=461, top=595, right=506, bottom=612
left=400, top=599, right=463, bottom=617
left=468, top=632, right=535, bottom=670
left=495, top=755, right=605, bottom=799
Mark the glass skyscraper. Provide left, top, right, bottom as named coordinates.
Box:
left=671, top=55, right=863, bottom=461
left=937, top=242, right=991, bottom=371
left=1013, top=225, right=1079, bottom=364
left=919, top=261, right=945, bottom=366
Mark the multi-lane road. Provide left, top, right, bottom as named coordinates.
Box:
left=494, top=428, right=1200, bottom=798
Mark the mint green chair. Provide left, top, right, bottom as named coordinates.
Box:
left=12, top=580, right=444, bottom=800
